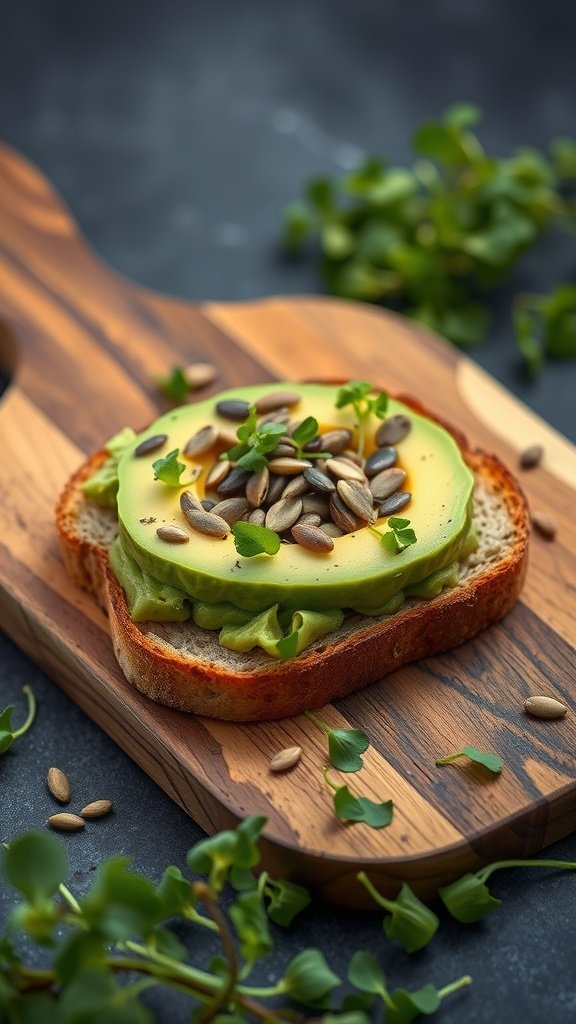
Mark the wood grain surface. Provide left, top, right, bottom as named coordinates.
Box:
left=0, top=143, right=575, bottom=906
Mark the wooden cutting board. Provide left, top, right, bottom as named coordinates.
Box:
left=0, top=144, right=575, bottom=907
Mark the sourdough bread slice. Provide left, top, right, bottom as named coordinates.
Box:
left=56, top=415, right=529, bottom=721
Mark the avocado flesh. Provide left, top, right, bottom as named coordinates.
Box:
left=116, top=383, right=475, bottom=615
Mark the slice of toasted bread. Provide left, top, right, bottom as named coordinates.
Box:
left=56, top=402, right=529, bottom=721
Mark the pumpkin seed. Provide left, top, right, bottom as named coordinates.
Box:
left=524, top=695, right=568, bottom=719
left=365, top=446, right=397, bottom=477
left=376, top=414, right=411, bottom=446
left=337, top=479, right=375, bottom=521
left=215, top=399, right=251, bottom=421
left=183, top=424, right=219, bottom=457
left=320, top=429, right=352, bottom=454
left=134, top=433, right=168, bottom=457
left=156, top=525, right=190, bottom=544
left=325, top=458, right=366, bottom=483
left=205, top=459, right=231, bottom=489
left=248, top=508, right=266, bottom=526
left=184, top=362, right=217, bottom=389
left=254, top=390, right=301, bottom=413
left=303, top=466, right=336, bottom=493
left=217, top=467, right=251, bottom=497
left=291, top=522, right=335, bottom=552
left=369, top=467, right=407, bottom=501
left=269, top=746, right=302, bottom=772
left=211, top=497, right=250, bottom=525
left=265, top=497, right=303, bottom=532
left=329, top=493, right=364, bottom=533
left=268, top=457, right=311, bottom=475
left=378, top=491, right=412, bottom=516
left=47, top=767, right=71, bottom=804
left=245, top=466, right=270, bottom=506
left=520, top=444, right=544, bottom=469
left=282, top=474, right=311, bottom=499
left=318, top=521, right=344, bottom=538
left=81, top=799, right=114, bottom=819
left=532, top=510, right=557, bottom=539
left=48, top=813, right=85, bottom=832
left=184, top=509, right=230, bottom=538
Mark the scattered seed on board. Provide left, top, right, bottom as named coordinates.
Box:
left=47, top=767, right=71, bottom=804
left=365, top=446, right=397, bottom=477
left=205, top=459, right=231, bottom=490
left=215, top=399, right=251, bottom=421
left=379, top=491, right=412, bottom=517
left=303, top=466, right=336, bottom=493
left=519, top=444, right=544, bottom=470
left=369, top=467, right=407, bottom=501
left=156, top=525, right=190, bottom=544
left=183, top=424, right=219, bottom=457
left=376, top=414, right=411, bottom=446
left=265, top=497, right=303, bottom=532
left=291, top=522, right=335, bottom=553
left=269, top=746, right=303, bottom=772
left=337, top=479, right=374, bottom=521
left=531, top=510, right=557, bottom=540
left=268, top=457, right=311, bottom=476
left=211, top=497, right=249, bottom=525
left=184, top=362, right=217, bottom=389
left=48, top=813, right=85, bottom=832
left=81, top=799, right=114, bottom=819
left=524, top=695, right=568, bottom=719
left=254, top=391, right=301, bottom=414
left=184, top=509, right=230, bottom=538
left=245, top=466, right=270, bottom=507
left=134, top=433, right=168, bottom=457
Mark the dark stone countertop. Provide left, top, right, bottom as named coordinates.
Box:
left=1, top=2, right=575, bottom=1021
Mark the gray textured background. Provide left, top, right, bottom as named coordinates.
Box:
left=1, top=1, right=575, bottom=1021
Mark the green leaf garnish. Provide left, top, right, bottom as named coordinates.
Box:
left=435, top=745, right=503, bottom=774
left=187, top=815, right=266, bottom=894
left=0, top=686, right=36, bottom=755
left=305, top=711, right=370, bottom=772
left=335, top=381, right=388, bottom=456
left=282, top=948, right=341, bottom=1006
left=370, top=518, right=417, bottom=555
left=439, top=857, right=576, bottom=923
left=152, top=448, right=186, bottom=486
left=157, top=366, right=189, bottom=403
left=263, top=877, right=311, bottom=927
left=229, top=890, right=273, bottom=965
left=323, top=769, right=393, bottom=829
left=357, top=874, right=439, bottom=953
left=4, top=833, right=67, bottom=904
left=232, top=522, right=281, bottom=558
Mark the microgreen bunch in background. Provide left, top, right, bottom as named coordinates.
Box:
left=284, top=105, right=576, bottom=371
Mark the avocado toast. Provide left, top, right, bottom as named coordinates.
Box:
left=56, top=382, right=529, bottom=720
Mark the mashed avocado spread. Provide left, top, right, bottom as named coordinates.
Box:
left=82, top=383, right=477, bottom=659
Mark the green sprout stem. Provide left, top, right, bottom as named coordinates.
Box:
left=356, top=870, right=397, bottom=913
left=322, top=766, right=339, bottom=791
left=57, top=881, right=82, bottom=915
left=437, top=975, right=473, bottom=999
left=435, top=752, right=466, bottom=766
left=476, top=859, right=576, bottom=884
left=11, top=686, right=36, bottom=740
left=304, top=710, right=331, bottom=736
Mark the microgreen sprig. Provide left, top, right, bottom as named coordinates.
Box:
left=156, top=367, right=189, bottom=403
left=348, top=951, right=471, bottom=1024
left=305, top=711, right=370, bottom=772
left=232, top=522, right=281, bottom=558
left=357, top=874, right=439, bottom=954
left=369, top=518, right=417, bottom=555
left=323, top=768, right=394, bottom=829
left=335, top=381, right=388, bottom=456
left=0, top=687, right=36, bottom=756
left=439, top=857, right=576, bottom=923
left=224, top=406, right=286, bottom=472
left=435, top=746, right=503, bottom=774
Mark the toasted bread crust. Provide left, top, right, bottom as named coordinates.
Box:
left=56, top=402, right=529, bottom=721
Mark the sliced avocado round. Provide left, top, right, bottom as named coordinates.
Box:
left=116, top=383, right=475, bottom=614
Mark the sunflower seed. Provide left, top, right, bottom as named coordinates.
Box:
left=156, top=525, right=190, bottom=543
left=369, top=467, right=407, bottom=501
left=376, top=414, right=411, bottom=446
left=282, top=474, right=311, bottom=499
left=47, top=767, right=71, bottom=804
left=291, top=522, right=335, bottom=552
left=337, top=480, right=375, bottom=521
left=245, top=466, right=269, bottom=506
left=269, top=746, right=302, bottom=772
left=265, top=497, right=303, bottom=532
left=184, top=510, right=230, bottom=538
left=218, top=428, right=240, bottom=448
left=201, top=499, right=216, bottom=511
left=215, top=399, right=251, bottom=421
left=303, top=436, right=323, bottom=453
left=378, top=491, right=412, bottom=516
left=134, top=433, right=168, bottom=457
left=365, top=446, right=397, bottom=476
left=272, top=444, right=298, bottom=459
left=329, top=493, right=365, bottom=532
left=325, top=458, right=366, bottom=483
left=248, top=508, right=266, bottom=526
left=211, top=497, right=250, bottom=525
left=217, top=467, right=251, bottom=497
left=183, top=425, right=219, bottom=457
left=184, top=362, right=217, bottom=389
left=320, top=429, right=352, bottom=454
left=48, top=813, right=85, bottom=832
left=303, top=466, right=336, bottom=493
left=532, top=510, right=557, bottom=539
left=524, top=695, right=568, bottom=719
left=258, top=408, right=290, bottom=426
left=342, top=448, right=365, bottom=467
left=180, top=490, right=203, bottom=515
left=520, top=444, right=544, bottom=470
left=268, top=457, right=311, bottom=475
left=205, top=459, right=231, bottom=489
left=318, top=521, right=344, bottom=538
left=255, top=391, right=301, bottom=414
left=298, top=513, right=322, bottom=526
left=80, top=799, right=113, bottom=819
left=302, top=494, right=331, bottom=516
left=265, top=474, right=287, bottom=505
